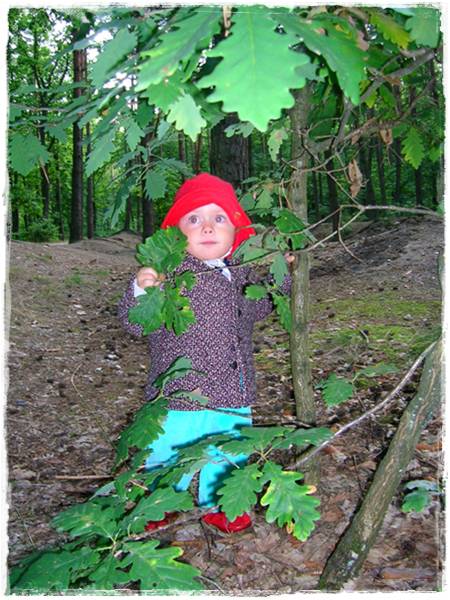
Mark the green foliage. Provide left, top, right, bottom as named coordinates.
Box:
left=91, top=28, right=138, bottom=88
left=245, top=284, right=268, bottom=300
left=402, top=127, right=425, bottom=170
left=260, top=461, right=321, bottom=541
left=166, top=92, right=207, bottom=141
left=405, top=8, right=441, bottom=48
left=277, top=13, right=366, bottom=105
left=23, top=219, right=60, bottom=242
left=401, top=479, right=440, bottom=513
left=197, top=6, right=311, bottom=131
left=85, top=128, right=117, bottom=177
left=136, top=226, right=187, bottom=272
left=268, top=127, right=289, bottom=161
left=368, top=9, right=411, bottom=49
left=317, top=373, right=354, bottom=407
left=136, top=8, right=222, bottom=90
left=9, top=132, right=50, bottom=176
left=357, top=363, right=399, bottom=378
left=217, top=463, right=264, bottom=521
left=144, top=168, right=167, bottom=200
left=120, top=540, right=203, bottom=591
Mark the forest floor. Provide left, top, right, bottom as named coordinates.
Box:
left=5, top=214, right=444, bottom=593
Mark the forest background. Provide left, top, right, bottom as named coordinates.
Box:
left=1, top=0, right=447, bottom=594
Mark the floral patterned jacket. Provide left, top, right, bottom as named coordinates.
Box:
left=118, top=253, right=291, bottom=411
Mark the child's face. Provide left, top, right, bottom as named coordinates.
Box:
left=178, top=203, right=236, bottom=261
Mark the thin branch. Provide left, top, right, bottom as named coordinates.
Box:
left=287, top=341, right=438, bottom=471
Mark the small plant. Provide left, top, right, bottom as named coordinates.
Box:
left=401, top=479, right=441, bottom=513
left=24, top=219, right=60, bottom=243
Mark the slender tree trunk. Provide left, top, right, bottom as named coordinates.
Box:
left=11, top=172, right=19, bottom=235
left=54, top=146, right=65, bottom=240
left=319, top=338, right=442, bottom=590
left=193, top=134, right=203, bottom=174
left=415, top=167, right=423, bottom=207
left=288, top=86, right=316, bottom=435
left=69, top=36, right=86, bottom=243
left=324, top=149, right=339, bottom=236
left=393, top=138, right=402, bottom=204
left=375, top=138, right=387, bottom=205
left=38, top=127, right=51, bottom=219
left=210, top=114, right=249, bottom=188
left=86, top=122, right=95, bottom=238
left=311, top=161, right=320, bottom=222
left=178, top=132, right=186, bottom=181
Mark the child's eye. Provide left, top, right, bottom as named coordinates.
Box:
left=188, top=215, right=199, bottom=224
left=215, top=215, right=227, bottom=223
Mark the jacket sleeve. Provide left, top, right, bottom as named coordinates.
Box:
left=117, top=274, right=144, bottom=337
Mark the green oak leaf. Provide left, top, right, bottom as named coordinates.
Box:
left=136, top=9, right=222, bottom=90
left=357, top=363, right=399, bottom=378
left=124, top=115, right=145, bottom=151
left=166, top=92, right=206, bottom=141
left=128, top=286, right=166, bottom=335
left=136, top=226, right=187, bottom=272
left=119, top=488, right=194, bottom=534
left=11, top=547, right=100, bottom=592
left=85, top=128, right=117, bottom=177
left=401, top=488, right=431, bottom=513
left=402, top=127, right=425, bottom=170
left=268, top=127, right=289, bottom=161
left=260, top=461, right=321, bottom=541
left=277, top=13, right=366, bottom=105
left=88, top=553, right=129, bottom=589
left=142, top=71, right=184, bottom=112
left=272, top=292, right=292, bottom=333
left=9, top=132, right=51, bottom=176
left=51, top=501, right=120, bottom=539
left=152, top=356, right=200, bottom=390
left=217, top=463, right=264, bottom=521
left=320, top=373, right=354, bottom=407
left=163, top=285, right=197, bottom=335
left=120, top=540, right=203, bottom=591
left=245, top=284, right=268, bottom=300
left=144, top=169, right=167, bottom=200
left=91, top=29, right=137, bottom=87
left=197, top=6, right=310, bottom=131
left=220, top=426, right=286, bottom=456
left=270, top=252, right=289, bottom=287
left=405, top=8, right=440, bottom=48
left=114, top=396, right=169, bottom=466
left=368, top=9, right=410, bottom=49
left=274, top=427, right=333, bottom=450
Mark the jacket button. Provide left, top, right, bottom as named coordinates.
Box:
left=237, top=308, right=242, bottom=316
left=230, top=361, right=238, bottom=369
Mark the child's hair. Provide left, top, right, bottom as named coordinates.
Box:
left=161, top=173, right=256, bottom=255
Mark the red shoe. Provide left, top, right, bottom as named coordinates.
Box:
left=144, top=512, right=178, bottom=531
left=202, top=511, right=252, bottom=533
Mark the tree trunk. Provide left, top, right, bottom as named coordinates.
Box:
left=38, top=127, right=51, bottom=219
left=54, top=146, right=65, bottom=240
left=209, top=114, right=249, bottom=189
left=178, top=132, right=186, bottom=181
left=288, top=86, right=316, bottom=430
left=375, top=138, right=387, bottom=206
left=393, top=138, right=402, bottom=204
left=311, top=161, right=320, bottom=222
left=319, top=338, right=443, bottom=590
left=193, top=134, right=203, bottom=174
left=415, top=166, right=423, bottom=207
left=324, top=149, right=339, bottom=236
left=86, top=122, right=95, bottom=239
left=69, top=36, right=86, bottom=243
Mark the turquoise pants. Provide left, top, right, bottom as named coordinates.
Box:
left=145, top=407, right=252, bottom=507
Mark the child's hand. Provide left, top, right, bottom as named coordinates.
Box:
left=136, top=267, right=165, bottom=288
left=284, top=252, right=295, bottom=264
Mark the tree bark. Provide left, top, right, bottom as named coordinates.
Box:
left=193, top=134, right=203, bottom=174
left=311, top=160, right=320, bottom=222
left=319, top=338, right=443, bottom=590
left=86, top=122, right=95, bottom=239
left=178, top=132, right=186, bottom=181
left=54, top=145, right=65, bottom=240
left=393, top=138, right=402, bottom=204
left=324, top=149, right=339, bottom=236
left=69, top=35, right=86, bottom=243
left=375, top=138, right=387, bottom=206
left=209, top=114, right=249, bottom=189
left=288, top=86, right=315, bottom=429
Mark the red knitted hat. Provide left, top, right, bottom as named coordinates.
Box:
left=161, top=173, right=255, bottom=255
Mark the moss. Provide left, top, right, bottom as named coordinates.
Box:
left=64, top=274, right=84, bottom=287
left=313, top=292, right=441, bottom=323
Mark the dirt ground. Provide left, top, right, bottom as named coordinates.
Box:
left=5, top=214, right=444, bottom=592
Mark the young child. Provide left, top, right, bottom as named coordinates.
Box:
left=118, top=173, right=291, bottom=533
